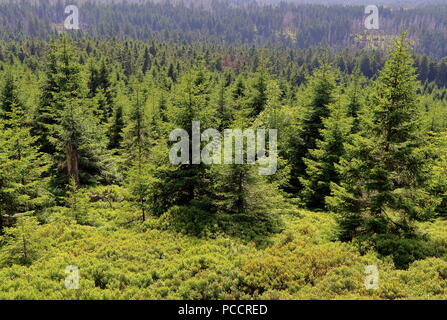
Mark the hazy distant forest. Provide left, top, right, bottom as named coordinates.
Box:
left=0, top=0, right=447, bottom=300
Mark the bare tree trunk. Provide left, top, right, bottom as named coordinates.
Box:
left=66, top=143, right=80, bottom=187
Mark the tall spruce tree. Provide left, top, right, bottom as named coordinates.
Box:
left=33, top=37, right=114, bottom=189
left=286, top=64, right=337, bottom=195
left=300, top=89, right=352, bottom=209
left=327, top=34, right=438, bottom=239
left=0, top=90, right=50, bottom=230
left=123, top=83, right=153, bottom=221
left=149, top=67, right=216, bottom=216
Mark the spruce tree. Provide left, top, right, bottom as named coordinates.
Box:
left=33, top=37, right=83, bottom=155
left=0, top=216, right=40, bottom=266
left=0, top=71, right=21, bottom=120
left=34, top=37, right=114, bottom=188
left=108, top=104, right=124, bottom=150
left=285, top=64, right=337, bottom=195
left=300, top=89, right=352, bottom=209
left=149, top=67, right=216, bottom=216
left=212, top=77, right=232, bottom=131
left=247, top=61, right=269, bottom=117
left=346, top=69, right=365, bottom=134
left=0, top=99, right=50, bottom=230
left=328, top=34, right=438, bottom=239
left=123, top=84, right=153, bottom=221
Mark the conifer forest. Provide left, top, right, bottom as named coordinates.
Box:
left=0, top=0, right=447, bottom=302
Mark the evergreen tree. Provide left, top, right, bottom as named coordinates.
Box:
left=89, top=59, right=114, bottom=124
left=108, top=104, right=124, bottom=150
left=285, top=64, right=337, bottom=195
left=142, top=47, right=151, bottom=74
left=0, top=104, right=50, bottom=230
left=328, top=34, right=438, bottom=239
left=248, top=64, right=268, bottom=117
left=123, top=84, right=153, bottom=221
left=0, top=216, right=40, bottom=266
left=34, top=37, right=114, bottom=188
left=33, top=37, right=83, bottom=155
left=149, top=67, right=216, bottom=216
left=300, top=89, right=352, bottom=209
left=0, top=71, right=21, bottom=120
left=212, top=77, right=232, bottom=131
left=122, top=85, right=151, bottom=159
left=346, top=70, right=365, bottom=134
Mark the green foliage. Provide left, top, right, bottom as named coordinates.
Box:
left=286, top=64, right=337, bottom=195
left=300, top=89, right=353, bottom=209
left=34, top=37, right=115, bottom=189
left=0, top=19, right=446, bottom=301
left=427, top=130, right=447, bottom=216
left=127, top=161, right=154, bottom=222
left=328, top=34, right=439, bottom=240
left=149, top=67, right=216, bottom=216
left=371, top=233, right=447, bottom=269
left=0, top=211, right=446, bottom=299
left=0, top=102, right=50, bottom=228
left=0, top=70, right=21, bottom=119
left=156, top=205, right=218, bottom=238
left=0, top=217, right=42, bottom=266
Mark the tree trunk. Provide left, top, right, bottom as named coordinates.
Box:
left=141, top=199, right=146, bottom=222
left=66, top=143, right=80, bottom=187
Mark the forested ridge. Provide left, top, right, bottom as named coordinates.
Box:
left=0, top=1, right=447, bottom=300
left=3, top=0, right=447, bottom=57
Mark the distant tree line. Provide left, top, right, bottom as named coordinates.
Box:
left=2, top=1, right=447, bottom=57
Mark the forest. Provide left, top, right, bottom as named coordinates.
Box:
left=0, top=0, right=447, bottom=300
